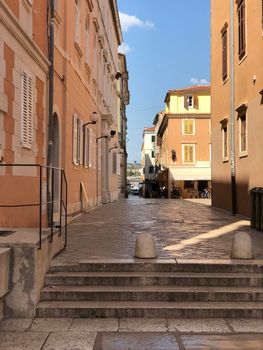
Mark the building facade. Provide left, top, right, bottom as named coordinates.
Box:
left=211, top=0, right=263, bottom=216
left=156, top=86, right=211, bottom=198
left=0, top=0, right=49, bottom=226
left=0, top=0, right=125, bottom=226
left=117, top=53, right=129, bottom=198
left=53, top=0, right=123, bottom=216
left=141, top=127, right=156, bottom=182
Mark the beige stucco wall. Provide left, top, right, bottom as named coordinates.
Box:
left=211, top=0, right=263, bottom=216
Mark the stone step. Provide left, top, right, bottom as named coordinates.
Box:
left=49, top=259, right=263, bottom=273
left=36, top=300, right=263, bottom=318
left=40, top=285, right=263, bottom=302
left=44, top=271, right=263, bottom=287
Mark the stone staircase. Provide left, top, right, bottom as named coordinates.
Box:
left=36, top=259, right=263, bottom=318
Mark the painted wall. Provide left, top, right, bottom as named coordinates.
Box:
left=211, top=0, right=263, bottom=216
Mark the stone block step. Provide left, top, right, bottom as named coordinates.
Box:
left=36, top=300, right=263, bottom=318
left=40, top=285, right=263, bottom=302
left=49, top=259, right=263, bottom=273
left=44, top=271, right=263, bottom=287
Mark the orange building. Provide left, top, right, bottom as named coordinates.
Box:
left=0, top=0, right=49, bottom=226
left=211, top=0, right=263, bottom=216
left=0, top=0, right=124, bottom=226
left=53, top=0, right=122, bottom=216
left=156, top=86, right=211, bottom=198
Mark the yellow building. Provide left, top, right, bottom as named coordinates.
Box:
left=155, top=86, right=211, bottom=198
left=211, top=0, right=263, bottom=216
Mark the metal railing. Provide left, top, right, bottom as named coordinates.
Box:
left=0, top=164, right=68, bottom=249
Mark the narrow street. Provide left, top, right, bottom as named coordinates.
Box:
left=53, top=197, right=263, bottom=264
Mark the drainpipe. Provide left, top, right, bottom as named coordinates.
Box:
left=47, top=0, right=55, bottom=224
left=230, top=0, right=237, bottom=215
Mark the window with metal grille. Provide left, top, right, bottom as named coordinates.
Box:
left=83, top=127, right=90, bottom=167
left=238, top=0, right=246, bottom=60
left=183, top=144, right=195, bottom=164
left=222, top=30, right=228, bottom=81
left=21, top=71, right=33, bottom=149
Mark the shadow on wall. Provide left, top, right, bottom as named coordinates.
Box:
left=212, top=179, right=250, bottom=217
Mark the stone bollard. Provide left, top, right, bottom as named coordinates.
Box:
left=231, top=232, right=254, bottom=259
left=134, top=233, right=157, bottom=259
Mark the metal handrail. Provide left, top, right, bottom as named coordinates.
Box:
left=0, top=164, right=68, bottom=249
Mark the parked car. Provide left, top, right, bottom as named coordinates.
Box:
left=132, top=186, right=140, bottom=195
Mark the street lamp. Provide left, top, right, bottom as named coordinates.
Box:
left=83, top=112, right=99, bottom=128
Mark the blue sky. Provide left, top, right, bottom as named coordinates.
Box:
left=117, top=0, right=211, bottom=162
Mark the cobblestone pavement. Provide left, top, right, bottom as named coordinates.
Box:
left=54, top=196, right=263, bottom=264
left=1, top=318, right=263, bottom=349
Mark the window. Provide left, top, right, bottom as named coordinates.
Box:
left=182, top=144, right=195, bottom=164
left=221, top=121, right=228, bottom=160
left=183, top=119, right=195, bottom=135
left=72, top=114, right=82, bottom=165
left=149, top=166, right=154, bottom=174
left=83, top=127, right=89, bottom=167
left=187, top=95, right=193, bottom=108
left=238, top=0, right=246, bottom=60
left=151, top=150, right=155, bottom=158
left=88, top=129, right=96, bottom=168
left=240, top=114, right=247, bottom=154
left=85, top=15, right=90, bottom=64
left=262, top=0, right=263, bottom=29
left=184, top=181, right=194, bottom=189
left=222, top=29, right=228, bottom=81
left=151, top=135, right=155, bottom=143
left=184, top=95, right=198, bottom=109
left=21, top=71, right=33, bottom=149
left=74, top=0, right=80, bottom=44
left=112, top=152, right=118, bottom=174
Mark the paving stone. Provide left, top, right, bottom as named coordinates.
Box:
left=42, top=331, right=97, bottom=350
left=0, top=331, right=48, bottom=349
left=51, top=197, right=263, bottom=263
left=119, top=318, right=167, bottom=332
left=0, top=318, right=32, bottom=331
left=167, top=318, right=231, bottom=333
left=69, top=318, right=118, bottom=332
left=96, top=332, right=179, bottom=350
left=29, top=318, right=72, bottom=332
left=181, top=334, right=263, bottom=350
left=229, top=319, right=263, bottom=333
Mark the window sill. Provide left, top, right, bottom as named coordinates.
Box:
left=223, top=157, right=229, bottom=163
left=238, top=53, right=247, bottom=65
left=239, top=151, right=248, bottom=158
left=222, top=77, right=229, bottom=85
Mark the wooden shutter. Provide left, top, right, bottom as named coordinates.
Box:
left=194, top=96, right=199, bottom=109
left=238, top=1, right=246, bottom=59
left=21, top=71, right=33, bottom=148
left=184, top=96, right=188, bottom=109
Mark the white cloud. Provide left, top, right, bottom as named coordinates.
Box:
left=118, top=42, right=131, bottom=55
left=190, top=78, right=210, bottom=85
left=119, top=12, right=154, bottom=32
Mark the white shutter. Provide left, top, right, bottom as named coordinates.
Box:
left=21, top=71, right=33, bottom=149
left=79, top=119, right=83, bottom=165
left=88, top=129, right=93, bottom=168
left=84, top=127, right=90, bottom=167
left=72, top=114, right=78, bottom=164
